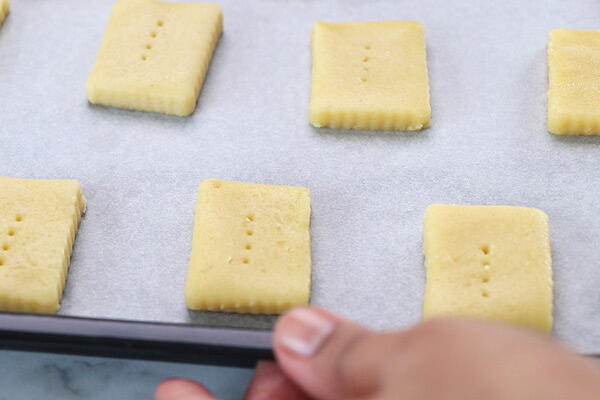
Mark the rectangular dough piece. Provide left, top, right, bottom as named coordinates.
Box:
left=86, top=0, right=223, bottom=117
left=310, top=20, right=431, bottom=131
left=0, top=177, right=86, bottom=314
left=547, top=29, right=600, bottom=135
left=0, top=0, right=9, bottom=27
left=185, top=179, right=311, bottom=314
left=422, top=205, right=553, bottom=332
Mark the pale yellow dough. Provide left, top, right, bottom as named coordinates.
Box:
left=185, top=179, right=311, bottom=314
left=86, top=0, right=222, bottom=116
left=423, top=205, right=553, bottom=333
left=0, top=177, right=86, bottom=314
left=548, top=29, right=600, bottom=135
left=310, top=20, right=431, bottom=131
left=0, top=0, right=9, bottom=27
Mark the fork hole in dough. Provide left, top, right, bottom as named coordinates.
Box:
left=157, top=20, right=164, bottom=27
left=15, top=215, right=23, bottom=222
left=212, top=182, right=221, bottom=189
left=0, top=258, right=4, bottom=266
left=1, top=243, right=7, bottom=251
left=482, top=277, right=489, bottom=283
left=141, top=54, right=147, bottom=61
left=481, top=245, right=490, bottom=255
left=151, top=31, right=157, bottom=38
left=363, top=56, right=369, bottom=62
left=242, top=258, right=250, bottom=264
left=361, top=77, right=367, bottom=82
left=8, top=229, right=15, bottom=236
left=245, top=244, right=252, bottom=250
left=246, top=230, right=253, bottom=236
left=364, top=44, right=371, bottom=50
left=146, top=44, right=152, bottom=50
left=482, top=290, right=489, bottom=298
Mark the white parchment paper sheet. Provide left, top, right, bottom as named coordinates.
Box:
left=0, top=0, right=598, bottom=352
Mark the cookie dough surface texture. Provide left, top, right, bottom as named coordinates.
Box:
left=423, top=205, right=553, bottom=333
left=0, top=0, right=9, bottom=27
left=547, top=29, right=600, bottom=135
left=0, top=177, right=86, bottom=314
left=310, top=20, right=430, bottom=131
left=185, top=179, right=312, bottom=314
left=86, top=0, right=223, bottom=116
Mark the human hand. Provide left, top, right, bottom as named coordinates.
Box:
left=156, top=307, right=600, bottom=400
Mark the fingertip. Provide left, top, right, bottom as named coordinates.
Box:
left=255, top=360, right=278, bottom=373
left=273, top=307, right=337, bottom=358
left=155, top=378, right=214, bottom=400
left=244, top=360, right=308, bottom=400
left=275, top=307, right=337, bottom=332
left=272, top=307, right=368, bottom=400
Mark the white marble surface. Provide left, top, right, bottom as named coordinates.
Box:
left=0, top=350, right=253, bottom=399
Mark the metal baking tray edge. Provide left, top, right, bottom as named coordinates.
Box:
left=0, top=312, right=597, bottom=367
left=0, top=312, right=272, bottom=367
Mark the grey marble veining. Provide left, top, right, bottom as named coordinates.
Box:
left=0, top=351, right=253, bottom=400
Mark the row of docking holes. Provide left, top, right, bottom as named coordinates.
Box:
left=213, top=181, right=254, bottom=266
left=243, top=214, right=254, bottom=265
left=0, top=214, right=23, bottom=266
left=480, top=244, right=491, bottom=298
left=141, top=20, right=164, bottom=61
left=360, top=43, right=371, bottom=83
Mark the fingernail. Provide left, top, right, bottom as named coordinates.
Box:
left=277, top=308, right=334, bottom=357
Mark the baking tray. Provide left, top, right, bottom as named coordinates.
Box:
left=0, top=0, right=599, bottom=366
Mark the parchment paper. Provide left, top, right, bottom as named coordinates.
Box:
left=0, top=0, right=598, bottom=353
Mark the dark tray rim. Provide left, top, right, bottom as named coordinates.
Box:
left=1, top=312, right=597, bottom=368
left=0, top=312, right=273, bottom=368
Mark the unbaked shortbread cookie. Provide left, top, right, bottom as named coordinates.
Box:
left=548, top=29, right=600, bottom=135
left=185, top=179, right=311, bottom=314
left=0, top=177, right=86, bottom=314
left=310, top=20, right=431, bottom=131
left=86, top=0, right=223, bottom=116
left=422, top=205, right=553, bottom=332
left=0, top=0, right=9, bottom=27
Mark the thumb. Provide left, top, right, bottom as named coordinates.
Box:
left=273, top=307, right=400, bottom=400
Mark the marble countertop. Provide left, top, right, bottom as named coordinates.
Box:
left=0, top=350, right=253, bottom=399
